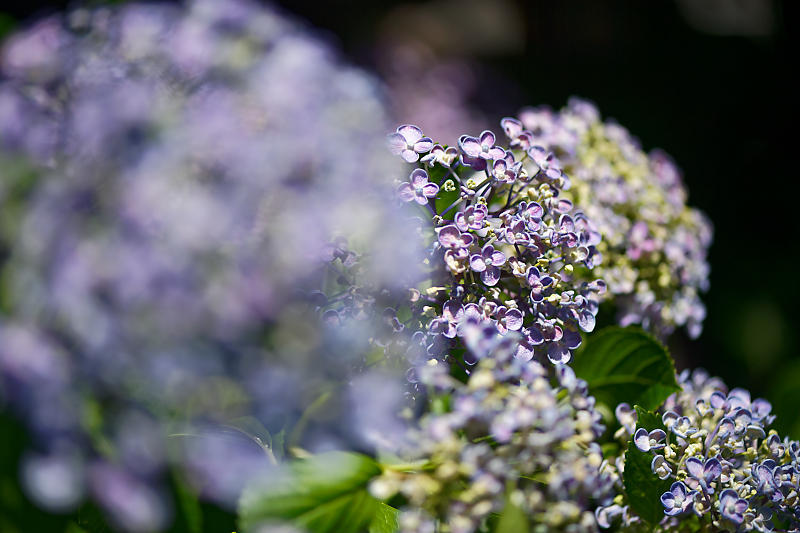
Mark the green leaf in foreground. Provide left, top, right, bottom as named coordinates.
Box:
left=622, top=406, right=671, bottom=525
left=571, top=326, right=679, bottom=411
left=369, top=502, right=399, bottom=533
left=238, top=451, right=394, bottom=533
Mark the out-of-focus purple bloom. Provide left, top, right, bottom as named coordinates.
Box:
left=527, top=145, right=563, bottom=181
left=397, top=168, right=439, bottom=205
left=429, top=300, right=464, bottom=338
left=388, top=124, right=434, bottom=163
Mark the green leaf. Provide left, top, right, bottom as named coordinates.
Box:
left=571, top=326, right=679, bottom=411
left=494, top=500, right=529, bottom=533
left=634, top=405, right=665, bottom=432
left=369, top=502, right=398, bottom=533
left=238, top=451, right=384, bottom=533
left=172, top=472, right=203, bottom=533
left=622, top=407, right=672, bottom=525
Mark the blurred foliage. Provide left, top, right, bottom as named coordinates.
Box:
left=0, top=412, right=238, bottom=532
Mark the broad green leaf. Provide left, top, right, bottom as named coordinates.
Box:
left=238, top=451, right=384, bottom=533
left=633, top=405, right=664, bottom=432
left=571, top=326, right=679, bottom=411
left=622, top=407, right=671, bottom=525
left=369, top=502, right=399, bottom=533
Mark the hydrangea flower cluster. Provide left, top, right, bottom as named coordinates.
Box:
left=386, top=120, right=607, bottom=368
left=500, top=100, right=712, bottom=338
left=0, top=0, right=415, bottom=528
left=600, top=370, right=800, bottom=531
left=370, top=322, right=613, bottom=533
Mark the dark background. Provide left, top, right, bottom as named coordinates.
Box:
left=2, top=0, right=798, bottom=453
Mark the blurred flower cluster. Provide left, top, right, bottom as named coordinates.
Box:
left=371, top=322, right=613, bottom=533
left=502, top=100, right=712, bottom=338
left=0, top=0, right=417, bottom=529
left=598, top=369, right=800, bottom=531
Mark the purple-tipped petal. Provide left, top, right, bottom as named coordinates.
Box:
left=652, top=455, right=672, bottom=480
left=481, top=266, right=501, bottom=286
left=397, top=124, right=423, bottom=144
left=486, top=146, right=506, bottom=160
left=409, top=168, right=428, bottom=187
left=634, top=428, right=651, bottom=452
left=547, top=343, right=570, bottom=364
left=438, top=225, right=461, bottom=248
left=479, top=130, right=496, bottom=147
left=686, top=457, right=704, bottom=479
left=489, top=250, right=506, bottom=266
left=459, top=136, right=482, bottom=158
left=401, top=148, right=419, bottom=163
left=704, top=458, right=722, bottom=483
left=500, top=117, right=522, bottom=139
left=413, top=137, right=434, bottom=153
left=470, top=254, right=487, bottom=272
left=421, top=183, right=439, bottom=198
left=397, top=182, right=415, bottom=202
left=503, top=309, right=523, bottom=331
left=387, top=133, right=407, bottom=155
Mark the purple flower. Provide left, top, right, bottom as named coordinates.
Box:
left=429, top=300, right=464, bottom=338
left=397, top=169, right=439, bottom=205
left=454, top=204, right=487, bottom=232
left=459, top=130, right=505, bottom=161
left=752, top=463, right=783, bottom=502
left=719, top=489, right=748, bottom=525
left=651, top=455, right=672, bottom=480
left=420, top=144, right=458, bottom=167
left=547, top=341, right=570, bottom=365
left=500, top=117, right=534, bottom=150
left=494, top=306, right=523, bottom=334
left=490, top=151, right=521, bottom=183
left=469, top=244, right=506, bottom=286
left=661, top=481, right=693, bottom=516
left=633, top=428, right=666, bottom=452
left=526, top=266, right=554, bottom=302
left=437, top=225, right=474, bottom=250
left=527, top=145, right=563, bottom=180
left=685, top=457, right=721, bottom=494
left=388, top=124, right=433, bottom=163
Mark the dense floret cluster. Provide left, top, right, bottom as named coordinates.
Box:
left=598, top=370, right=800, bottom=532
left=384, top=121, right=606, bottom=369
left=372, top=323, right=612, bottom=533
left=500, top=100, right=712, bottom=338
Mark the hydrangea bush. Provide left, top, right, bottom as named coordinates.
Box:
left=0, top=2, right=796, bottom=533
